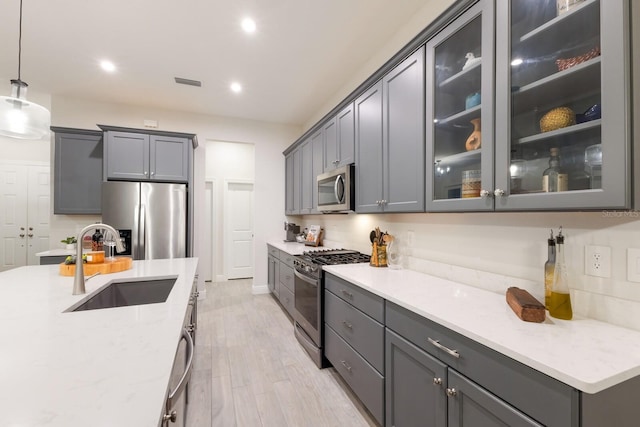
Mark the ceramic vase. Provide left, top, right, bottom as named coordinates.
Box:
left=465, top=118, right=482, bottom=151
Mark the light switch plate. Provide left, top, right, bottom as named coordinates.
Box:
left=585, top=245, right=611, bottom=278
left=627, top=248, right=640, bottom=283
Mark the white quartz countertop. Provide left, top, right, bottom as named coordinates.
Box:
left=267, top=238, right=346, bottom=255
left=0, top=257, right=199, bottom=427
left=323, top=263, right=640, bottom=394
left=36, top=248, right=80, bottom=257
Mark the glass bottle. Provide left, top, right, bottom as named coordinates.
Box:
left=544, top=229, right=556, bottom=310
left=549, top=227, right=572, bottom=320
left=542, top=147, right=568, bottom=192
left=92, top=228, right=104, bottom=252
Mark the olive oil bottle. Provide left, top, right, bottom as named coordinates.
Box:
left=544, top=229, right=556, bottom=310
left=549, top=227, right=572, bottom=320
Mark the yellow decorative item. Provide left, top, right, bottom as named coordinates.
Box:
left=539, top=107, right=576, bottom=133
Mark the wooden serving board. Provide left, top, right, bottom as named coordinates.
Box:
left=59, top=257, right=133, bottom=276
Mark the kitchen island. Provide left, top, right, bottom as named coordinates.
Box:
left=0, top=257, right=198, bottom=427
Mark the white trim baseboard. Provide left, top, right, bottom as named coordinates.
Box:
left=252, top=284, right=270, bottom=295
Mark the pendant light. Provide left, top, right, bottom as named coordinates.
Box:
left=0, top=0, right=50, bottom=140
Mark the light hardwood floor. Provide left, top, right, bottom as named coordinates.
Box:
left=186, top=279, right=378, bottom=427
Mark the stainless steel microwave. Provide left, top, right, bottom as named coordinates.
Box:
left=317, top=164, right=355, bottom=212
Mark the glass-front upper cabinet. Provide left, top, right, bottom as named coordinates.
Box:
left=495, top=0, right=630, bottom=210
left=426, top=0, right=495, bottom=211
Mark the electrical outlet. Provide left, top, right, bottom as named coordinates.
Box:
left=585, top=245, right=611, bottom=278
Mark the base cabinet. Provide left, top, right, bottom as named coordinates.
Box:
left=386, top=329, right=447, bottom=427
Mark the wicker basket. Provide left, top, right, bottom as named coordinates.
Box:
left=540, top=107, right=576, bottom=133
left=556, top=46, right=600, bottom=71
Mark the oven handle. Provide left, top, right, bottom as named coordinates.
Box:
left=294, top=269, right=319, bottom=287
left=334, top=175, right=345, bottom=203
left=294, top=321, right=317, bottom=348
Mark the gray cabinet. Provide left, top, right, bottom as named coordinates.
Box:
left=300, top=130, right=324, bottom=214
left=278, top=252, right=295, bottom=317
left=324, top=273, right=385, bottom=425
left=324, top=102, right=355, bottom=171
left=425, top=0, right=495, bottom=212
left=104, top=131, right=189, bottom=183
left=386, top=301, right=575, bottom=427
left=386, top=328, right=447, bottom=427
left=52, top=127, right=103, bottom=215
left=300, top=138, right=314, bottom=214
left=356, top=47, right=425, bottom=213
left=447, top=370, right=541, bottom=427
left=285, top=148, right=301, bottom=215
left=493, top=0, right=630, bottom=210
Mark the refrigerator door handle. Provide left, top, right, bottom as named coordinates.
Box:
left=132, top=203, right=140, bottom=260
left=139, top=203, right=146, bottom=260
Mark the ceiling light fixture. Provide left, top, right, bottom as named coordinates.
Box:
left=0, top=0, right=50, bottom=140
left=100, top=60, right=116, bottom=73
left=241, top=17, right=256, bottom=34
left=230, top=82, right=243, bottom=93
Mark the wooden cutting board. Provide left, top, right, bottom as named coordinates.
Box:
left=59, top=257, right=133, bottom=276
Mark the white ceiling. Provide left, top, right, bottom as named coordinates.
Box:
left=0, top=0, right=430, bottom=126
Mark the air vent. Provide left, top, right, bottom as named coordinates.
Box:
left=174, top=77, right=202, bottom=87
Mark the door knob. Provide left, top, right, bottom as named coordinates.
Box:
left=28, top=233, right=33, bottom=238
left=446, top=388, right=457, bottom=397
left=20, top=227, right=25, bottom=231
left=19, top=233, right=25, bottom=238
left=480, top=189, right=491, bottom=198
left=28, top=227, right=33, bottom=231
left=494, top=189, right=505, bottom=197
left=433, top=377, right=443, bottom=386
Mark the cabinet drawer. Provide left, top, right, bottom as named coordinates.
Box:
left=268, top=245, right=279, bottom=258
left=324, top=290, right=384, bottom=373
left=279, top=263, right=294, bottom=292
left=278, top=285, right=294, bottom=318
left=385, top=301, right=577, bottom=427
left=279, top=251, right=295, bottom=268
left=325, top=325, right=384, bottom=425
left=325, top=273, right=384, bottom=323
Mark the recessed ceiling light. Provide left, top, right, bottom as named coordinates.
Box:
left=230, top=82, right=243, bottom=93
left=100, top=60, right=116, bottom=73
left=241, top=17, right=256, bottom=34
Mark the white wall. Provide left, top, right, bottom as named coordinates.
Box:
left=50, top=96, right=300, bottom=292
left=204, top=140, right=255, bottom=281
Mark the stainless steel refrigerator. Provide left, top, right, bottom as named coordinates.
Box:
left=102, top=181, right=187, bottom=260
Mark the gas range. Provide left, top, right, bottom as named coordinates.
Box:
left=293, top=248, right=370, bottom=279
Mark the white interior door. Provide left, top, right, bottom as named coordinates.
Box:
left=27, top=166, right=50, bottom=266
left=225, top=181, right=254, bottom=279
left=0, top=163, right=50, bottom=271
left=0, top=164, right=28, bottom=271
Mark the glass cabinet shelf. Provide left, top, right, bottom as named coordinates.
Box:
left=436, top=105, right=481, bottom=127
left=511, top=57, right=600, bottom=116
left=435, top=149, right=481, bottom=167
left=519, top=0, right=598, bottom=44
left=439, top=60, right=481, bottom=89
left=516, top=119, right=601, bottom=146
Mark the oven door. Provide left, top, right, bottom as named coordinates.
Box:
left=293, top=269, right=321, bottom=347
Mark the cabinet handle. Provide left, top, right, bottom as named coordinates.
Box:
left=427, top=337, right=460, bottom=358
left=144, top=171, right=148, bottom=176
left=433, top=377, right=443, bottom=386
left=480, top=189, right=491, bottom=198
left=342, top=320, right=353, bottom=330
left=151, top=171, right=155, bottom=176
left=494, top=189, right=505, bottom=197
left=340, top=360, right=352, bottom=372
left=333, top=159, right=339, bottom=165
left=341, top=289, right=353, bottom=298
left=446, top=388, right=457, bottom=397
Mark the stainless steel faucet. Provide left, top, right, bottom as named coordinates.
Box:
left=73, top=223, right=125, bottom=295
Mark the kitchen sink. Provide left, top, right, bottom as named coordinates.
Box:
left=66, top=277, right=177, bottom=312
